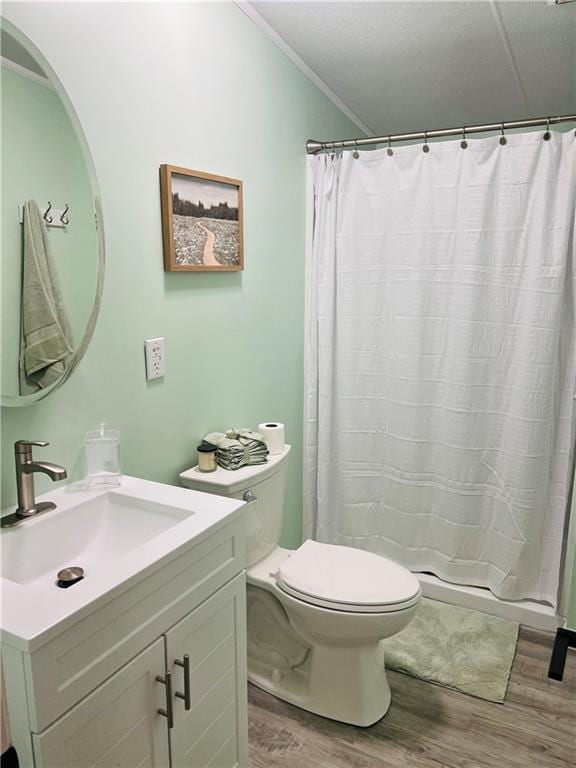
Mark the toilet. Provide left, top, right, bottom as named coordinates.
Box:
left=180, top=445, right=421, bottom=727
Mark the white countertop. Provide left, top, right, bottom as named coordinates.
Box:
left=0, top=476, right=244, bottom=651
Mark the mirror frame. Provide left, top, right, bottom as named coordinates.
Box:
left=1, top=18, right=105, bottom=407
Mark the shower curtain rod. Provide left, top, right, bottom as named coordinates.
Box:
left=306, top=113, right=576, bottom=154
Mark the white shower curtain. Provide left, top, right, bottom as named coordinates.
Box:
left=304, top=131, right=576, bottom=606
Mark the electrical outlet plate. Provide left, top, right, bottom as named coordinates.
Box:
left=144, top=337, right=165, bottom=380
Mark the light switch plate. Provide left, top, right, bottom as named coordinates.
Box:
left=144, top=337, right=165, bottom=380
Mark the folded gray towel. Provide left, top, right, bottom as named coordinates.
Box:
left=204, top=429, right=269, bottom=470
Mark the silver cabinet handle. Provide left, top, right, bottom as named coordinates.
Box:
left=174, top=654, right=191, bottom=710
left=156, top=671, right=174, bottom=728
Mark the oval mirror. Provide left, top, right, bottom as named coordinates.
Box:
left=1, top=20, right=104, bottom=407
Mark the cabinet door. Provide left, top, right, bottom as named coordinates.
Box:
left=32, top=639, right=170, bottom=768
left=166, top=573, right=248, bottom=768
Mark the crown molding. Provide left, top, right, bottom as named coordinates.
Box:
left=233, top=1, right=375, bottom=137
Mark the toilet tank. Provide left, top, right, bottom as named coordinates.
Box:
left=179, top=445, right=291, bottom=567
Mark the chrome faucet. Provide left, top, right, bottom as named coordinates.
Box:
left=1, top=441, right=67, bottom=528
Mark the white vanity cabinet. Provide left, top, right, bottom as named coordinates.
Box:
left=31, top=638, right=170, bottom=768
left=166, top=575, right=247, bottom=768
left=2, top=510, right=248, bottom=768
left=30, top=575, right=247, bottom=768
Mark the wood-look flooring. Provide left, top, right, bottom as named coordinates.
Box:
left=248, top=627, right=576, bottom=768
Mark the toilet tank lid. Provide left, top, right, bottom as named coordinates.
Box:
left=277, top=540, right=421, bottom=608
left=179, top=445, right=291, bottom=495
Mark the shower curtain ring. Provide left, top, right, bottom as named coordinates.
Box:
left=499, top=122, right=507, bottom=146
left=460, top=127, right=468, bottom=149
left=423, top=130, right=430, bottom=153
left=387, top=136, right=393, bottom=156
left=353, top=139, right=360, bottom=159
left=543, top=117, right=551, bottom=141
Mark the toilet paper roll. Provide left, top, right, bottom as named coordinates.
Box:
left=258, top=422, right=285, bottom=455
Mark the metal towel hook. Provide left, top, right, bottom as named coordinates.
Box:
left=43, top=202, right=53, bottom=224
left=499, top=123, right=507, bottom=146
left=461, top=126, right=468, bottom=150
left=422, top=130, right=430, bottom=153
left=387, top=136, right=394, bottom=156
left=60, top=204, right=70, bottom=225
left=543, top=117, right=551, bottom=141
left=353, top=139, right=360, bottom=159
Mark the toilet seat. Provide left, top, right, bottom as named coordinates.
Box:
left=276, top=540, right=421, bottom=614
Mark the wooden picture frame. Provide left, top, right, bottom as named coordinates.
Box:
left=160, top=164, right=244, bottom=272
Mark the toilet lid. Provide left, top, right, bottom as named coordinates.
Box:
left=276, top=540, right=421, bottom=613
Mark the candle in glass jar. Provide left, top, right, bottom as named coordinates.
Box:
left=197, top=442, right=217, bottom=472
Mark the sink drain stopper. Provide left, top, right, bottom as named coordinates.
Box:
left=56, top=566, right=84, bottom=588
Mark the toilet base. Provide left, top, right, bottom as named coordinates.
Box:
left=248, top=639, right=391, bottom=727
left=246, top=554, right=418, bottom=728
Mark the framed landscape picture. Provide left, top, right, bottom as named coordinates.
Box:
left=160, top=164, right=243, bottom=272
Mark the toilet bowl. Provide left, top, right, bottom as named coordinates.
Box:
left=180, top=445, right=421, bottom=727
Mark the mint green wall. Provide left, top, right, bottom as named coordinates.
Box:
left=1, top=64, right=98, bottom=395
left=0, top=2, right=358, bottom=548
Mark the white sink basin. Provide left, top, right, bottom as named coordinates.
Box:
left=0, top=476, right=245, bottom=649
left=1, top=491, right=192, bottom=592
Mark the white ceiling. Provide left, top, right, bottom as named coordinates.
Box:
left=247, top=0, right=576, bottom=137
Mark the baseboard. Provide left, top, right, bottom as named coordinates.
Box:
left=548, top=627, right=576, bottom=681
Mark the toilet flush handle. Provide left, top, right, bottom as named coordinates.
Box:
left=243, top=489, right=257, bottom=503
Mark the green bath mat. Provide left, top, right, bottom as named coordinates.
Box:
left=382, top=598, right=520, bottom=703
